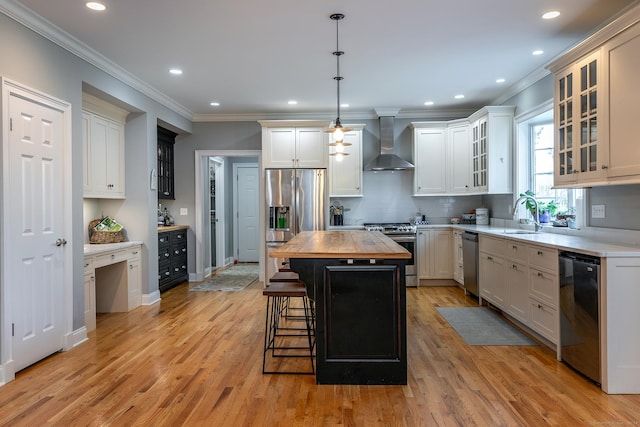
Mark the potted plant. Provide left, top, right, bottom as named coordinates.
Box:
left=519, top=190, right=557, bottom=223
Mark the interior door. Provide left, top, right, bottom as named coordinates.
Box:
left=6, top=88, right=66, bottom=372
left=236, top=165, right=259, bottom=262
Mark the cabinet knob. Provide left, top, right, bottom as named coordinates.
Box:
left=601, top=164, right=608, bottom=170
left=487, top=256, right=493, bottom=261
left=512, top=264, right=517, bottom=269
left=537, top=251, right=543, bottom=256
left=538, top=272, right=543, bottom=277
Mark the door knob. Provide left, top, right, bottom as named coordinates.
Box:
left=55, top=238, right=67, bottom=246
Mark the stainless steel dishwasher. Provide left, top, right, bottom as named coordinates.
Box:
left=461, top=232, right=479, bottom=297
left=559, top=251, right=601, bottom=384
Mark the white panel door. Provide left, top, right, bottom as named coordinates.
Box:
left=7, top=92, right=66, bottom=372
left=236, top=165, right=259, bottom=262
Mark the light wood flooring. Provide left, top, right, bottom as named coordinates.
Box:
left=1, top=281, right=639, bottom=426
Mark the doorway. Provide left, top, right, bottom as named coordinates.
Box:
left=208, top=157, right=224, bottom=271
left=194, top=150, right=262, bottom=283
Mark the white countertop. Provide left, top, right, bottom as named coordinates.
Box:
left=84, top=241, right=143, bottom=256
left=450, top=225, right=640, bottom=258
left=329, top=224, right=640, bottom=257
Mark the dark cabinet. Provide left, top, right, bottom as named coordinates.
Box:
left=158, top=228, right=188, bottom=292
left=157, top=126, right=177, bottom=200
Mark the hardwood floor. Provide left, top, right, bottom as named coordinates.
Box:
left=1, top=282, right=639, bottom=426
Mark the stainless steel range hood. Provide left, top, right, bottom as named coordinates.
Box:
left=364, top=115, right=414, bottom=171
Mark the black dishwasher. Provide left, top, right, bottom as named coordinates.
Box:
left=559, top=251, right=601, bottom=384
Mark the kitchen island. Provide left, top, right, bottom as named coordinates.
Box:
left=270, top=230, right=411, bottom=385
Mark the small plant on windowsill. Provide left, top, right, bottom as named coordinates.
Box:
left=519, top=190, right=557, bottom=223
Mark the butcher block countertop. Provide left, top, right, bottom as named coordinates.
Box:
left=270, top=230, right=411, bottom=259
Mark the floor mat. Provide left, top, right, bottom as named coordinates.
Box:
left=190, top=263, right=259, bottom=291
left=436, top=307, right=537, bottom=346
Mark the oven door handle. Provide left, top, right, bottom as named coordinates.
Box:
left=389, top=236, right=416, bottom=243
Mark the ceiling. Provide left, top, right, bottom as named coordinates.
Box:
left=3, top=0, right=638, bottom=121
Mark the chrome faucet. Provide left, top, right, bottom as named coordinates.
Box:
left=512, top=195, right=542, bottom=232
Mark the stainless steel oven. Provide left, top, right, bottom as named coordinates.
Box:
left=364, top=223, right=417, bottom=287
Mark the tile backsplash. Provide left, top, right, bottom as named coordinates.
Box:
left=331, top=171, right=483, bottom=225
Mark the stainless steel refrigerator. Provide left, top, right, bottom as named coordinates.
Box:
left=265, top=168, right=326, bottom=281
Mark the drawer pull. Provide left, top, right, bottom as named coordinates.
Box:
left=512, top=264, right=517, bottom=269
left=537, top=251, right=543, bottom=256
left=537, top=272, right=543, bottom=277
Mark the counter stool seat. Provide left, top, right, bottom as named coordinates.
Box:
left=262, top=280, right=315, bottom=375
left=269, top=270, right=299, bottom=282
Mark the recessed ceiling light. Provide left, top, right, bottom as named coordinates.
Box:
left=169, top=68, right=183, bottom=75
left=496, top=78, right=506, bottom=84
left=288, top=100, right=297, bottom=105
left=542, top=11, right=560, bottom=20
left=424, top=101, right=434, bottom=106
left=86, top=2, right=106, bottom=11
left=454, top=94, right=465, bottom=99
left=210, top=102, right=220, bottom=107
left=532, top=50, right=544, bottom=56
left=340, top=103, right=349, bottom=108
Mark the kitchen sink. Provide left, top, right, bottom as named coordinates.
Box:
left=502, top=230, right=538, bottom=234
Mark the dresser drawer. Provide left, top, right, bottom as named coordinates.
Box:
left=529, top=245, right=558, bottom=273
left=479, top=236, right=505, bottom=256
left=94, top=249, right=127, bottom=268
left=505, top=241, right=529, bottom=263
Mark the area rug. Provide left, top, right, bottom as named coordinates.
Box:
left=436, top=307, right=537, bottom=346
left=190, top=263, right=259, bottom=292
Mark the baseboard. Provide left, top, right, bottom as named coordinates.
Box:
left=143, top=290, right=161, bottom=306
left=66, top=327, right=89, bottom=350
left=418, top=279, right=457, bottom=287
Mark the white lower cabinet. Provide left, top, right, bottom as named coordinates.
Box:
left=84, top=244, right=143, bottom=330
left=479, top=236, right=560, bottom=345
left=452, top=230, right=464, bottom=285
left=479, top=236, right=506, bottom=309
left=417, top=228, right=453, bottom=280
left=505, top=261, right=529, bottom=324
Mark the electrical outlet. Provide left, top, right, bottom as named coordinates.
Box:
left=180, top=208, right=188, bottom=216
left=591, top=204, right=605, bottom=219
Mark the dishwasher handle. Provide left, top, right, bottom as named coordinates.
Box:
left=462, top=232, right=478, bottom=242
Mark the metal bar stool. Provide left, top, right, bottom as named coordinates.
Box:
left=262, top=280, right=315, bottom=375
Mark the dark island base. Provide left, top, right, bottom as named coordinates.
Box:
left=290, top=258, right=407, bottom=385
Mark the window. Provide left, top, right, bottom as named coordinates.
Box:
left=530, top=120, right=582, bottom=221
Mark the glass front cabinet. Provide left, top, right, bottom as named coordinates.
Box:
left=554, top=51, right=605, bottom=186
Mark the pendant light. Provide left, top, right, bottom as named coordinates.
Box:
left=326, top=13, right=351, bottom=161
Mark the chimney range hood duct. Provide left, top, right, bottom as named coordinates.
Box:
left=364, top=115, right=414, bottom=171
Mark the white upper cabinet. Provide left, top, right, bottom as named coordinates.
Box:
left=260, top=120, right=331, bottom=168
left=412, top=122, right=447, bottom=195
left=329, top=124, right=364, bottom=197
left=549, top=6, right=640, bottom=187
left=469, top=106, right=514, bottom=194
left=82, top=93, right=128, bottom=199
left=447, top=119, right=472, bottom=193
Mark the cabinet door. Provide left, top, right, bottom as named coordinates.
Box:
left=417, top=230, right=432, bottom=279
left=506, top=261, right=529, bottom=324
left=84, top=272, right=96, bottom=332
left=128, top=258, right=142, bottom=311
left=157, top=126, right=176, bottom=199
left=432, top=230, right=453, bottom=279
left=575, top=52, right=604, bottom=183
left=479, top=252, right=505, bottom=309
left=414, top=127, right=447, bottom=195
left=471, top=118, right=488, bottom=191
left=329, top=128, right=362, bottom=196
left=555, top=65, right=577, bottom=185
left=604, top=23, right=640, bottom=179
left=448, top=124, right=471, bottom=193
left=87, top=115, right=125, bottom=198
left=264, top=128, right=296, bottom=168
left=105, top=120, right=124, bottom=196
left=296, top=128, right=328, bottom=168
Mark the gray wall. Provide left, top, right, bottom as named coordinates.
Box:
left=1, top=13, right=191, bottom=329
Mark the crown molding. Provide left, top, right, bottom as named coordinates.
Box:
left=0, top=0, right=193, bottom=120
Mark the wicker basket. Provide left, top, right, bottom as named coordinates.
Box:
left=89, top=219, right=127, bottom=244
